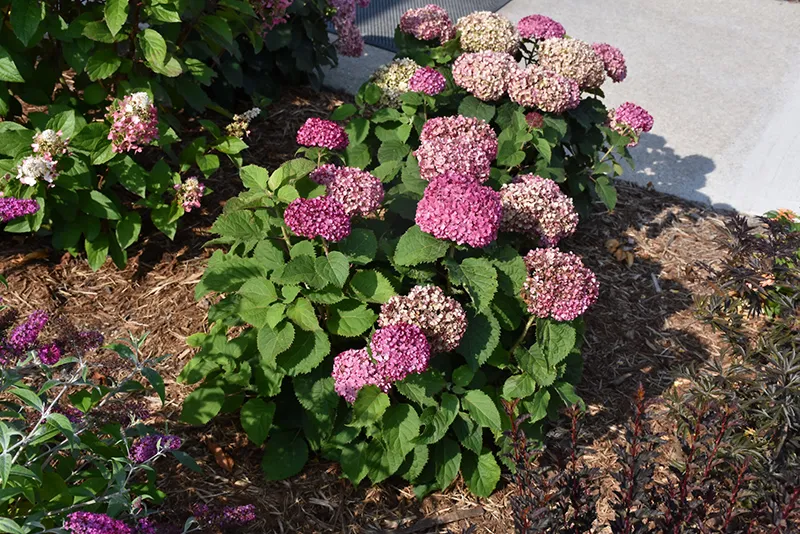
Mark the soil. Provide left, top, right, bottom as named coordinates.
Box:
left=0, top=87, right=732, bottom=534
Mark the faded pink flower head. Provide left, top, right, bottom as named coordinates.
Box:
left=452, top=51, right=516, bottom=101
left=538, top=38, right=606, bottom=89
left=499, top=174, right=579, bottom=246
left=324, top=166, right=384, bottom=217
left=608, top=102, right=653, bottom=146
left=107, top=92, right=159, bottom=153
left=399, top=4, right=456, bottom=43
left=522, top=248, right=599, bottom=321
left=508, top=65, right=581, bottom=113
left=456, top=11, right=519, bottom=54
left=296, top=118, right=349, bottom=150
left=592, top=43, right=627, bottom=83
left=174, top=177, right=205, bottom=213
left=408, top=67, right=447, bottom=95
left=371, top=323, right=431, bottom=381
left=414, top=138, right=493, bottom=183
left=332, top=348, right=389, bottom=403
left=525, top=111, right=545, bottom=129
left=517, top=14, right=566, bottom=40
left=379, top=285, right=467, bottom=353
left=331, top=0, right=367, bottom=57
left=16, top=154, right=57, bottom=187
left=419, top=115, right=498, bottom=160
left=415, top=171, right=502, bottom=248
left=284, top=196, right=351, bottom=242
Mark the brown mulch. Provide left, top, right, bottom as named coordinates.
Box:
left=0, top=87, right=733, bottom=533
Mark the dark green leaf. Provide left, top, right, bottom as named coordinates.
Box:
left=86, top=48, right=122, bottom=81
left=276, top=329, right=329, bottom=376
left=462, top=448, right=501, bottom=497
left=457, top=96, right=495, bottom=122
left=417, top=393, right=458, bottom=445
left=460, top=258, right=498, bottom=311
left=0, top=46, right=24, bottom=82
left=382, top=404, right=420, bottom=458
left=11, top=0, right=46, bottom=46
left=433, top=438, right=461, bottom=490
left=501, top=373, right=536, bottom=400
left=241, top=398, right=275, bottom=445
left=262, top=431, right=308, bottom=480
left=141, top=367, right=166, bottom=404
left=456, top=310, right=500, bottom=370
left=180, top=386, right=225, bottom=425
left=315, top=251, right=350, bottom=288
left=349, top=270, right=396, bottom=303
left=349, top=385, right=390, bottom=428
left=338, top=228, right=377, bottom=264
left=461, top=390, right=501, bottom=431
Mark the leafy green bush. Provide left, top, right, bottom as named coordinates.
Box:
left=0, top=295, right=194, bottom=533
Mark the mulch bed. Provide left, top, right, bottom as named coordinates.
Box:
left=0, top=87, right=732, bottom=533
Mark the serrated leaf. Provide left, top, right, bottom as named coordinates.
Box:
left=338, top=228, right=377, bottom=264
left=349, top=385, right=390, bottom=428
left=262, top=431, right=308, bottom=480
left=462, top=449, right=501, bottom=497
left=501, top=373, right=536, bottom=400
left=458, top=96, right=495, bottom=122
left=456, top=310, right=500, bottom=370
left=402, top=444, right=429, bottom=482
left=86, top=48, right=122, bottom=81
left=453, top=413, right=483, bottom=454
left=522, top=389, right=550, bottom=423
left=327, top=300, right=377, bottom=337
left=382, top=404, right=420, bottom=458
left=461, top=390, right=501, bottom=431
left=241, top=398, right=275, bottom=445
left=417, top=393, right=458, bottom=445
left=460, top=258, right=498, bottom=311
left=394, top=225, right=449, bottom=266
left=537, top=319, right=577, bottom=366
left=349, top=270, right=396, bottom=303
left=0, top=46, right=24, bottom=83
left=287, top=298, right=321, bottom=332
left=253, top=240, right=286, bottom=271
left=516, top=345, right=556, bottom=387
left=276, top=329, right=329, bottom=376
left=257, top=322, right=295, bottom=363
left=139, top=28, right=167, bottom=67
left=395, top=370, right=446, bottom=407
left=104, top=0, right=129, bottom=36
left=433, top=438, right=461, bottom=490
left=240, top=165, right=269, bottom=190
left=595, top=176, right=617, bottom=211
left=315, top=251, right=350, bottom=288
left=340, top=441, right=369, bottom=484
left=491, top=246, right=527, bottom=297
left=11, top=0, right=46, bottom=46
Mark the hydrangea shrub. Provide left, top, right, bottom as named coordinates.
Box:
left=0, top=297, right=196, bottom=533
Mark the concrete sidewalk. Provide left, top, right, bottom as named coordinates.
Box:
left=323, top=0, right=800, bottom=214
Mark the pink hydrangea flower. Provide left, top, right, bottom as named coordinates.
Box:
left=507, top=65, right=581, bottom=113
left=538, top=38, right=606, bottom=89
left=592, top=43, right=627, bottom=82
left=324, top=166, right=384, bottom=217
left=296, top=118, right=349, bottom=151
left=31, top=129, right=69, bottom=157
left=379, top=285, right=467, bottom=353
left=525, top=111, right=545, bottom=129
left=284, top=196, right=351, bottom=242
left=309, top=163, right=339, bottom=186
left=332, top=348, right=389, bottom=403
left=419, top=115, right=498, bottom=160
left=415, top=171, right=502, bottom=248
left=107, top=92, right=159, bottom=153
left=522, top=248, right=599, bottom=321
left=452, top=51, right=516, bottom=101
left=456, top=11, right=519, bottom=54
left=608, top=102, right=654, bottom=146
left=499, top=174, right=579, bottom=246
left=331, top=0, right=367, bottom=57
left=174, top=177, right=205, bottom=212
left=415, top=138, right=494, bottom=183
left=517, top=14, right=565, bottom=40
left=408, top=67, right=447, bottom=95
left=399, top=4, right=456, bottom=44
left=0, top=197, right=39, bottom=222
left=370, top=323, right=431, bottom=381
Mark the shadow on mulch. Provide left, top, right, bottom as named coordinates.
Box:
left=0, top=86, right=733, bottom=533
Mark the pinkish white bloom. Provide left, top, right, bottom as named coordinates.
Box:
left=31, top=129, right=69, bottom=157
left=608, top=102, right=654, bottom=146
left=499, top=174, right=579, bottom=246
left=592, top=43, right=627, bottom=83
left=522, top=248, right=599, bottom=321
left=323, top=166, right=384, bottom=217
left=174, top=177, right=205, bottom=212
left=452, top=51, right=516, bottom=101
left=414, top=138, right=493, bottom=183
left=399, top=4, right=456, bottom=44
left=517, top=14, right=565, bottom=40
left=419, top=115, right=498, bottom=160
left=16, top=154, right=57, bottom=186
left=456, top=11, right=519, bottom=54
left=538, top=38, right=606, bottom=89
left=107, top=92, right=159, bottom=153
left=507, top=65, right=580, bottom=113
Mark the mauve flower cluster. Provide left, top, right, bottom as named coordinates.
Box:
left=456, top=11, right=519, bottom=54
left=419, top=116, right=498, bottom=160
left=507, top=65, right=580, bottom=113
left=525, top=111, right=545, bottom=129
left=592, top=43, right=627, bottom=83
left=521, top=248, right=599, bottom=321
left=0, top=197, right=39, bottom=222
left=319, top=166, right=384, bottom=217
left=129, top=434, right=182, bottom=463
left=253, top=0, right=292, bottom=31
left=416, top=172, right=502, bottom=248
left=284, top=195, right=351, bottom=242
left=399, top=4, right=456, bottom=44
left=296, top=118, right=349, bottom=151
left=332, top=348, right=389, bottom=402
left=371, top=58, right=421, bottom=107
left=538, top=38, right=606, bottom=89
left=331, top=0, right=369, bottom=57
left=452, top=51, right=515, bottom=101
left=499, top=174, right=579, bottom=246
left=371, top=323, right=431, bottom=381
left=107, top=92, right=159, bottom=153
left=408, top=67, right=447, bottom=95
left=37, top=342, right=62, bottom=365
left=517, top=14, right=565, bottom=40
left=608, top=102, right=654, bottom=146
left=174, top=177, right=205, bottom=213
left=192, top=503, right=257, bottom=528
left=415, top=139, right=493, bottom=183
left=379, top=285, right=467, bottom=353
left=6, top=310, right=48, bottom=352
left=16, top=154, right=58, bottom=187
left=64, top=512, right=132, bottom=534
left=225, top=107, right=261, bottom=139
left=32, top=129, right=69, bottom=157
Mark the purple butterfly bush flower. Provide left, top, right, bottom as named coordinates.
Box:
left=64, top=512, right=132, bottom=534
left=129, top=434, right=182, bottom=463
left=0, top=197, right=40, bottom=223
left=6, top=310, right=48, bottom=352
left=37, top=342, right=63, bottom=365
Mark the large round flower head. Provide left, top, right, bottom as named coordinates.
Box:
left=415, top=171, right=502, bottom=248
left=32, top=129, right=69, bottom=157
left=592, top=43, right=627, bottom=83
left=499, top=174, right=579, bottom=246
left=284, top=196, right=351, bottom=242
left=324, top=166, right=384, bottom=217
left=452, top=51, right=516, bottom=101
left=16, top=154, right=57, bottom=187
left=522, top=248, right=599, bottom=321
left=296, top=118, right=349, bottom=150
left=64, top=512, right=132, bottom=534
left=370, top=323, right=431, bottom=381
left=538, top=38, right=606, bottom=89
left=107, top=92, right=159, bottom=153
left=517, top=14, right=566, bottom=40
left=507, top=65, right=581, bottom=113
left=419, top=115, right=498, bottom=160
left=456, top=11, right=519, bottom=54
left=608, top=102, right=654, bottom=146
left=379, top=285, right=467, bottom=353
left=414, top=138, right=493, bottom=183
left=332, top=348, right=389, bottom=403
left=371, top=58, right=421, bottom=107
left=408, top=67, right=447, bottom=95
left=0, top=197, right=40, bottom=223
left=309, top=163, right=339, bottom=185
left=399, top=4, right=456, bottom=44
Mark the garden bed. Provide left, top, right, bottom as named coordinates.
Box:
left=0, top=87, right=731, bottom=533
